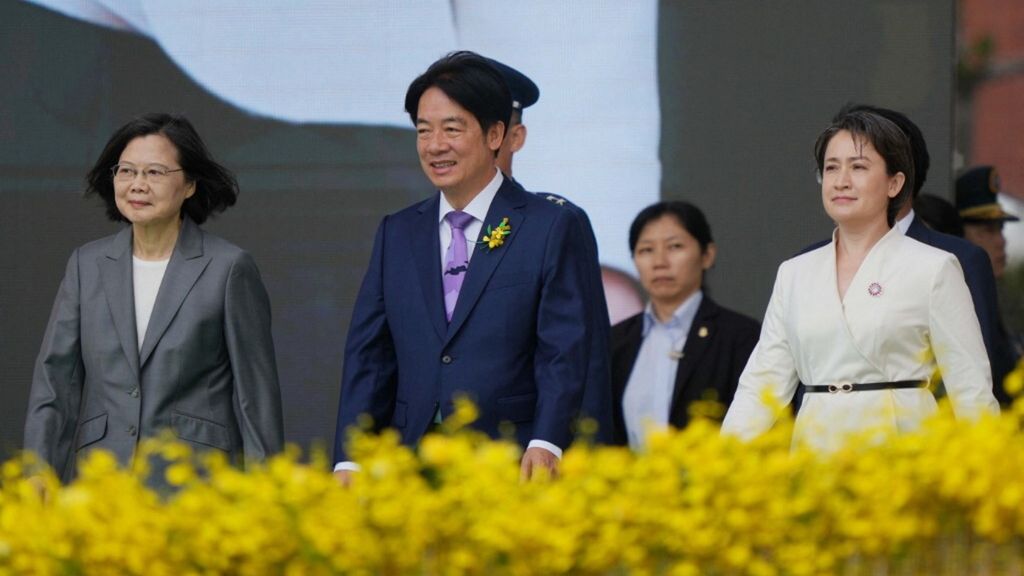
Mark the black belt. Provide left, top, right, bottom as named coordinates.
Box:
left=802, top=380, right=927, bottom=394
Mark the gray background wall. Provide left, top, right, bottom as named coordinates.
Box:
left=0, top=0, right=955, bottom=460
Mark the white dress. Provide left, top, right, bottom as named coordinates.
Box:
left=722, top=227, right=1000, bottom=451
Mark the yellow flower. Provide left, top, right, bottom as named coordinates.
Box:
left=480, top=217, right=511, bottom=250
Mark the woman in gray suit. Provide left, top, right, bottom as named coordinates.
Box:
left=25, top=113, right=284, bottom=485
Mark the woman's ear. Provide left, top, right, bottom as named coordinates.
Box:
left=702, top=243, right=717, bottom=270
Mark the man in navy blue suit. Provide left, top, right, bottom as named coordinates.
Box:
left=797, top=104, right=1002, bottom=405
left=334, top=52, right=596, bottom=483
left=485, top=57, right=617, bottom=444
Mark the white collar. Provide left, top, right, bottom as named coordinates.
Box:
left=438, top=169, right=504, bottom=224
left=895, top=209, right=915, bottom=235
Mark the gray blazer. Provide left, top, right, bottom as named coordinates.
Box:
left=25, top=217, right=283, bottom=483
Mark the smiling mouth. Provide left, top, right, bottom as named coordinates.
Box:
left=431, top=161, right=456, bottom=168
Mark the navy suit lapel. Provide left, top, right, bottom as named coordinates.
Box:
left=670, top=297, right=718, bottom=413
left=99, top=226, right=140, bottom=380
left=445, top=179, right=528, bottom=344
left=139, top=218, right=211, bottom=368
left=412, top=194, right=447, bottom=341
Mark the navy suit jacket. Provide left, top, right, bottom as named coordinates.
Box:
left=533, top=191, right=615, bottom=444
left=905, top=218, right=1017, bottom=404
left=610, top=296, right=760, bottom=445
left=797, top=216, right=1009, bottom=403
left=335, top=177, right=593, bottom=461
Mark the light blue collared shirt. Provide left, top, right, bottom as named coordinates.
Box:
left=622, top=291, right=703, bottom=450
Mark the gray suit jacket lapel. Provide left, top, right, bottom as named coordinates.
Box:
left=99, top=226, right=140, bottom=380
left=139, top=218, right=211, bottom=368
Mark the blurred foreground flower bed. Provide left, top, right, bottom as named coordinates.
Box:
left=4, top=395, right=1024, bottom=575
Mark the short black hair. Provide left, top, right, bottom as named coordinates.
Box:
left=628, top=201, right=714, bottom=254
left=835, top=103, right=930, bottom=197
left=914, top=193, right=964, bottom=237
left=86, top=113, right=239, bottom=224
left=814, top=109, right=915, bottom=227
left=404, top=51, right=512, bottom=137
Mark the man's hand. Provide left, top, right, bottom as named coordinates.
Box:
left=27, top=475, right=50, bottom=502
left=334, top=469, right=356, bottom=488
left=520, top=446, right=558, bottom=481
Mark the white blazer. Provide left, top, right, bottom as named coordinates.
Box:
left=722, top=226, right=999, bottom=451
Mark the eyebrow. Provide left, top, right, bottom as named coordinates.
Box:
left=638, top=234, right=684, bottom=243
left=416, top=116, right=467, bottom=126
left=824, top=155, right=871, bottom=163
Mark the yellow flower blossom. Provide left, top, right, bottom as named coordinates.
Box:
left=3, top=398, right=1024, bottom=573
left=479, top=217, right=511, bottom=250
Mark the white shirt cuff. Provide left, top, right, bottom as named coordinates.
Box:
left=528, top=439, right=563, bottom=459
left=337, top=442, right=562, bottom=470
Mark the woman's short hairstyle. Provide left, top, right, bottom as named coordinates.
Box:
left=86, top=113, right=239, bottom=224
left=814, top=109, right=915, bottom=227
left=628, top=200, right=714, bottom=255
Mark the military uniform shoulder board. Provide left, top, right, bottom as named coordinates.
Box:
left=542, top=193, right=569, bottom=207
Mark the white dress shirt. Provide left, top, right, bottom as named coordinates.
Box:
left=437, top=168, right=503, bottom=270
left=895, top=209, right=914, bottom=235
left=623, top=291, right=703, bottom=450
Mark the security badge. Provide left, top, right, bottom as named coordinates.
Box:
left=668, top=326, right=708, bottom=359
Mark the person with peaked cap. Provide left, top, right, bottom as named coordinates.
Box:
left=484, top=57, right=619, bottom=445
left=794, top=104, right=1002, bottom=410
left=723, top=109, right=998, bottom=451
left=335, top=52, right=599, bottom=484
left=957, top=166, right=1019, bottom=279
left=957, top=166, right=1021, bottom=403
left=485, top=58, right=539, bottom=178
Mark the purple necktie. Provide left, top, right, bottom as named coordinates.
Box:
left=443, top=210, right=474, bottom=322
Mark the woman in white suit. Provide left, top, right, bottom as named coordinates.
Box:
left=722, top=109, right=999, bottom=451
left=25, top=113, right=284, bottom=485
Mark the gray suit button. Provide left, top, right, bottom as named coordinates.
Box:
left=441, top=354, right=453, bottom=364
left=128, top=425, right=137, bottom=436
left=129, top=388, right=139, bottom=398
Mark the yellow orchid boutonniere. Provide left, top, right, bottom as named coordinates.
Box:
left=479, top=217, right=511, bottom=251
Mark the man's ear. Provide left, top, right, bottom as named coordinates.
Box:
left=509, top=123, right=527, bottom=154
left=486, top=121, right=506, bottom=152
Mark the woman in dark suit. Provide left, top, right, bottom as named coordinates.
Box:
left=25, top=113, right=283, bottom=485
left=611, top=201, right=760, bottom=449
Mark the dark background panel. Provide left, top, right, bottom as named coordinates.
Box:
left=659, top=1, right=954, bottom=319
left=0, top=0, right=955, bottom=461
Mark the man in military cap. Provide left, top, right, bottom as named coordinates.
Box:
left=485, top=57, right=619, bottom=444
left=957, top=165, right=1021, bottom=403
left=957, top=166, right=1019, bottom=279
